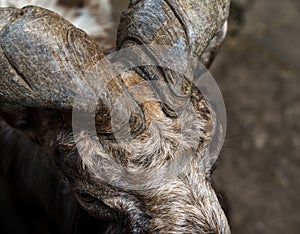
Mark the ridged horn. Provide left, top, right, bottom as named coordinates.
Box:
left=0, top=6, right=145, bottom=139
left=117, top=0, right=230, bottom=116
left=0, top=0, right=230, bottom=139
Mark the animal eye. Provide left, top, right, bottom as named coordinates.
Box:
left=79, top=193, right=98, bottom=203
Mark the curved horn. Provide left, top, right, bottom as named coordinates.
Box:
left=117, top=0, right=230, bottom=116
left=0, top=6, right=145, bottom=139
left=0, top=0, right=229, bottom=137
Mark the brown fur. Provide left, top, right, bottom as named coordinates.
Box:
left=55, top=84, right=229, bottom=233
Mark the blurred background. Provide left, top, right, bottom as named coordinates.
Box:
left=112, top=0, right=300, bottom=233
left=113, top=0, right=300, bottom=233
left=211, top=0, right=300, bottom=233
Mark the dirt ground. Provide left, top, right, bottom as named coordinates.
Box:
left=211, top=0, right=300, bottom=233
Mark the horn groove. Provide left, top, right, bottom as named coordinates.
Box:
left=116, top=0, right=230, bottom=116
left=0, top=6, right=146, bottom=139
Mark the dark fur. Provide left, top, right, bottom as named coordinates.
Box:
left=0, top=120, right=128, bottom=234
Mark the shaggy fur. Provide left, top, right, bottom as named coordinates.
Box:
left=57, top=82, right=230, bottom=233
